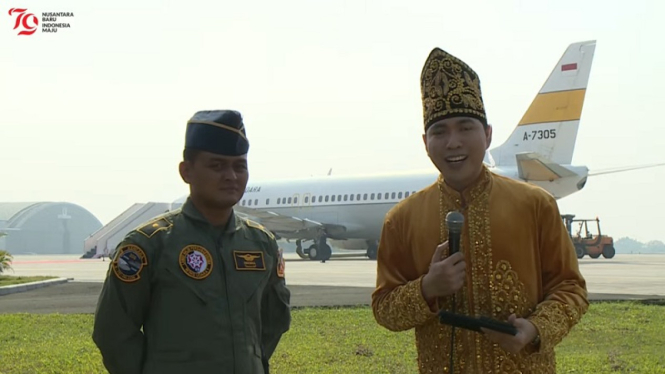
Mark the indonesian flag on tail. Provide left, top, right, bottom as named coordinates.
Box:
left=561, top=63, right=578, bottom=71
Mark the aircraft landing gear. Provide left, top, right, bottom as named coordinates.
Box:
left=366, top=240, right=378, bottom=260
left=295, top=239, right=307, bottom=259
left=307, top=236, right=332, bottom=262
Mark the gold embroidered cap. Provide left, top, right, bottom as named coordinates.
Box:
left=420, top=47, right=487, bottom=132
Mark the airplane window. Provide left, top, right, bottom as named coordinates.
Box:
left=398, top=192, right=403, bottom=199
left=344, top=194, right=348, bottom=201
left=364, top=193, right=368, bottom=200
left=319, top=196, right=323, bottom=202
left=241, top=200, right=245, bottom=206
left=337, top=195, right=341, bottom=201
left=331, top=195, right=336, bottom=202
left=385, top=192, right=389, bottom=199
left=288, top=197, right=292, bottom=204
left=305, top=196, right=309, bottom=203
left=412, top=191, right=416, bottom=195
left=277, top=198, right=281, bottom=204
left=294, top=197, right=298, bottom=204
left=356, top=194, right=361, bottom=200
left=405, top=192, right=410, bottom=198
left=325, top=195, right=329, bottom=202
left=248, top=200, right=252, bottom=206
left=377, top=193, right=381, bottom=200
left=371, top=193, right=375, bottom=200
left=266, top=198, right=270, bottom=205
left=391, top=192, right=396, bottom=199
left=255, top=199, right=258, bottom=205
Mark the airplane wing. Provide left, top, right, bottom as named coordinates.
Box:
left=588, top=162, right=665, bottom=176
left=516, top=152, right=578, bottom=181
left=233, top=205, right=348, bottom=240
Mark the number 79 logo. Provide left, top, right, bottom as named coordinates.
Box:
left=8, top=8, right=39, bottom=36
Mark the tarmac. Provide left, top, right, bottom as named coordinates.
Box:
left=1, top=253, right=664, bottom=314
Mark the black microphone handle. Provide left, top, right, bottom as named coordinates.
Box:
left=448, top=232, right=461, bottom=255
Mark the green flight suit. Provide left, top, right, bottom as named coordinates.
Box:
left=92, top=198, right=291, bottom=374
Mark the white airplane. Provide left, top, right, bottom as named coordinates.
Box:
left=171, top=40, right=663, bottom=261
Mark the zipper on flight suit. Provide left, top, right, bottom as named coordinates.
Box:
left=216, top=230, right=236, bottom=370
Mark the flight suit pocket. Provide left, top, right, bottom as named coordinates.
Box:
left=163, top=267, right=211, bottom=304
left=232, top=251, right=273, bottom=302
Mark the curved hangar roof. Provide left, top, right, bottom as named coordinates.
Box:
left=0, top=202, right=102, bottom=255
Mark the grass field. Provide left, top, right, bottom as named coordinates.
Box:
left=0, top=275, right=57, bottom=287
left=0, top=301, right=663, bottom=373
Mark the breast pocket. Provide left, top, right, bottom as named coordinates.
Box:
left=230, top=250, right=273, bottom=303
left=162, top=266, right=214, bottom=305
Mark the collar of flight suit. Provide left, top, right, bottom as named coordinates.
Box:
left=182, top=197, right=242, bottom=234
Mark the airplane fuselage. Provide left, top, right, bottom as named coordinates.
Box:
left=227, top=163, right=588, bottom=248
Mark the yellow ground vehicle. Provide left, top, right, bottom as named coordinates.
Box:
left=561, top=214, right=616, bottom=259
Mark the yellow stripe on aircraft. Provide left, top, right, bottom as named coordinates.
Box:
left=518, top=89, right=587, bottom=126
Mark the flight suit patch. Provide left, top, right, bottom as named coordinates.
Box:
left=137, top=218, right=172, bottom=238
left=277, top=248, right=285, bottom=278
left=112, top=245, right=148, bottom=283
left=179, top=245, right=213, bottom=280
left=233, top=251, right=266, bottom=271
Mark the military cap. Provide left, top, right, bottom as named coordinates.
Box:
left=420, top=47, right=487, bottom=132
left=185, top=110, right=249, bottom=156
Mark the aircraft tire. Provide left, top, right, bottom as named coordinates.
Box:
left=366, top=246, right=377, bottom=260
left=308, top=245, right=319, bottom=261
left=319, top=244, right=332, bottom=261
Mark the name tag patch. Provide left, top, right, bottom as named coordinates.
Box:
left=234, top=251, right=266, bottom=271
left=179, top=245, right=213, bottom=280
left=112, top=245, right=148, bottom=283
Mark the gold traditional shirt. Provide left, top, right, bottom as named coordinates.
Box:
left=371, top=166, right=588, bottom=373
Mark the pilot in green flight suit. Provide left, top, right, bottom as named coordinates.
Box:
left=92, top=110, right=291, bottom=374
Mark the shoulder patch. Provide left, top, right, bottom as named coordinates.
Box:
left=137, top=217, right=173, bottom=238
left=277, top=248, right=285, bottom=278
left=112, top=244, right=148, bottom=283
left=244, top=219, right=275, bottom=240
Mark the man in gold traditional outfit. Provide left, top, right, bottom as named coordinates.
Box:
left=371, top=47, right=589, bottom=373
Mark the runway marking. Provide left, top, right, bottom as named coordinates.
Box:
left=11, top=259, right=90, bottom=265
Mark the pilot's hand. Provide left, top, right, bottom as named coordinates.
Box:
left=421, top=241, right=466, bottom=301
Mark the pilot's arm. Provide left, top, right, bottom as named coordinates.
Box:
left=261, top=241, right=291, bottom=370
left=92, top=234, right=152, bottom=374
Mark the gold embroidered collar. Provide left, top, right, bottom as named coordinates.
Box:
left=437, top=165, right=493, bottom=210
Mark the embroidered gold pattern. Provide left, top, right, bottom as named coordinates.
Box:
left=421, top=48, right=487, bottom=130
left=372, top=276, right=436, bottom=333
left=374, top=165, right=582, bottom=373
left=529, top=301, right=586, bottom=354
left=428, top=167, right=559, bottom=373
left=492, top=260, right=531, bottom=319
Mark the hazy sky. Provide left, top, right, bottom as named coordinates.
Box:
left=2, top=0, right=663, bottom=242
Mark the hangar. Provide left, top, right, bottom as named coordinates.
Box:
left=0, top=202, right=102, bottom=255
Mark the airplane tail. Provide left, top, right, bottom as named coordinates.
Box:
left=490, top=40, right=596, bottom=168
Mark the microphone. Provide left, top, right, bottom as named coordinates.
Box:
left=446, top=211, right=464, bottom=254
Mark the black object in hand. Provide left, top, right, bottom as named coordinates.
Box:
left=438, top=310, right=518, bottom=336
